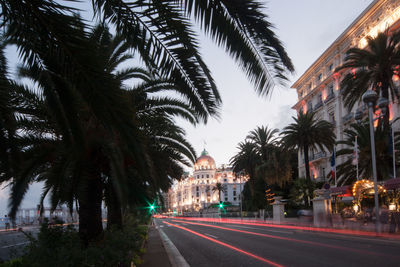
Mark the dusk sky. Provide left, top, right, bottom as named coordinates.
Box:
left=0, top=0, right=373, bottom=216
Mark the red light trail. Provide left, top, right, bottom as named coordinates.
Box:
left=171, top=217, right=400, bottom=239
left=171, top=220, right=396, bottom=258
left=163, top=221, right=284, bottom=267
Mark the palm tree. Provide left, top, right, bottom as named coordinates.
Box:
left=246, top=126, right=278, bottom=162
left=336, top=30, right=400, bottom=125
left=1, top=0, right=294, bottom=121
left=212, top=182, right=225, bottom=203
left=4, top=24, right=201, bottom=244
left=281, top=111, right=336, bottom=181
left=230, top=141, right=260, bottom=196
left=335, top=121, right=398, bottom=186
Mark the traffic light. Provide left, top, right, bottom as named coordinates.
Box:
left=147, top=201, right=157, bottom=214
left=219, top=202, right=224, bottom=209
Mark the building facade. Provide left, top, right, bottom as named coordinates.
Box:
left=291, top=0, right=400, bottom=183
left=166, top=149, right=247, bottom=212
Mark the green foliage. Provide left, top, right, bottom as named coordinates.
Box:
left=289, top=178, right=317, bottom=208
left=2, top=216, right=148, bottom=267
left=281, top=111, right=336, bottom=180
left=336, top=122, right=399, bottom=185
left=336, top=30, right=400, bottom=112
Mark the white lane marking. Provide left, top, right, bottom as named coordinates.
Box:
left=229, top=224, right=293, bottom=234
left=158, top=226, right=190, bottom=267
left=204, top=233, right=218, bottom=239
left=160, top=225, right=164, bottom=228
left=1, top=241, right=30, bottom=249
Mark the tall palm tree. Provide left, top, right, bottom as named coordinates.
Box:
left=4, top=24, right=201, bottom=244
left=212, top=182, right=225, bottom=203
left=281, top=111, right=336, bottom=181
left=246, top=126, right=278, bottom=162
left=336, top=30, right=400, bottom=125
left=230, top=141, right=260, bottom=196
left=335, top=121, right=398, bottom=186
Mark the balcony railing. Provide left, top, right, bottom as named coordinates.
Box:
left=303, top=151, right=327, bottom=163
left=324, top=93, right=335, bottom=104
left=342, top=112, right=353, bottom=124
left=314, top=101, right=323, bottom=110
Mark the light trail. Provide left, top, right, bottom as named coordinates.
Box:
left=171, top=220, right=397, bottom=258
left=171, top=217, right=400, bottom=239
left=163, top=221, right=284, bottom=267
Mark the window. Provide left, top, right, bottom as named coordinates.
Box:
left=207, top=180, right=209, bottom=184
left=224, top=179, right=227, bottom=182
left=201, top=175, right=204, bottom=178
left=196, top=186, right=199, bottom=191
left=196, top=192, right=199, bottom=197
left=234, top=197, right=237, bottom=201
left=318, top=73, right=322, bottom=81
left=233, top=191, right=236, bottom=196
left=197, top=175, right=199, bottom=179
left=329, top=112, right=336, bottom=124
left=206, top=174, right=209, bottom=178
left=328, top=64, right=333, bottom=71
left=225, top=197, right=228, bottom=201
left=197, top=199, right=199, bottom=203
left=329, top=84, right=334, bottom=95
left=233, top=185, right=237, bottom=190
left=211, top=175, right=213, bottom=178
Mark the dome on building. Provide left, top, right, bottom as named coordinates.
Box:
left=194, top=149, right=216, bottom=170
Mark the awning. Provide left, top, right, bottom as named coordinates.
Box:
left=384, top=178, right=400, bottom=190
left=330, top=185, right=352, bottom=196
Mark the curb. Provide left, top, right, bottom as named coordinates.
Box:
left=156, top=224, right=190, bottom=267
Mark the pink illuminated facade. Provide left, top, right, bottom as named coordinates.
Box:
left=292, top=0, right=400, bottom=182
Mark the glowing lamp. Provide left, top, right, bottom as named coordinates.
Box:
left=353, top=204, right=359, bottom=212
left=393, top=74, right=399, bottom=82
left=389, top=203, right=396, bottom=211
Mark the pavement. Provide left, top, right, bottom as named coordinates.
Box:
left=139, top=217, right=400, bottom=267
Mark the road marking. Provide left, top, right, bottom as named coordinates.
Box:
left=204, top=233, right=218, bottom=239
left=170, top=220, right=399, bottom=258
left=230, top=225, right=293, bottom=234
left=163, top=221, right=283, bottom=267
left=1, top=241, right=30, bottom=249
left=160, top=225, right=164, bottom=228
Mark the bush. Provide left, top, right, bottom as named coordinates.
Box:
left=1, top=215, right=149, bottom=267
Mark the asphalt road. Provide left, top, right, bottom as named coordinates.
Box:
left=155, top=218, right=400, bottom=267
left=0, top=227, right=39, bottom=262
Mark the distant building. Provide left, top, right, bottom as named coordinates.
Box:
left=291, top=0, right=400, bottom=182
left=166, top=149, right=247, bottom=212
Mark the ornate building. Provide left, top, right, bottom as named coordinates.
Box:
left=291, top=0, right=400, bottom=183
left=166, top=149, right=247, bottom=212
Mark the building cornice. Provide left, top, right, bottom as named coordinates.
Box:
left=291, top=0, right=384, bottom=90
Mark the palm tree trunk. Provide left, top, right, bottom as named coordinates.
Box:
left=303, top=144, right=311, bottom=180
left=78, top=176, right=103, bottom=246
left=106, top=184, right=123, bottom=230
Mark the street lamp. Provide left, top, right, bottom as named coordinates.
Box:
left=361, top=89, right=389, bottom=233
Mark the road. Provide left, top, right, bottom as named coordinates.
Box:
left=155, top=217, right=400, bottom=267
left=0, top=227, right=40, bottom=262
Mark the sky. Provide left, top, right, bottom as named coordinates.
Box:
left=0, top=0, right=374, bottom=216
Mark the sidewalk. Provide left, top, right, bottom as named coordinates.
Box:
left=140, top=224, right=172, bottom=267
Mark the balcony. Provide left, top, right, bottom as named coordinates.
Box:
left=342, top=112, right=353, bottom=124
left=314, top=101, right=323, bottom=110
left=303, top=151, right=327, bottom=164
left=324, top=93, right=335, bottom=104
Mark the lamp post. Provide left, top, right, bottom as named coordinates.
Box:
left=361, top=89, right=389, bottom=233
